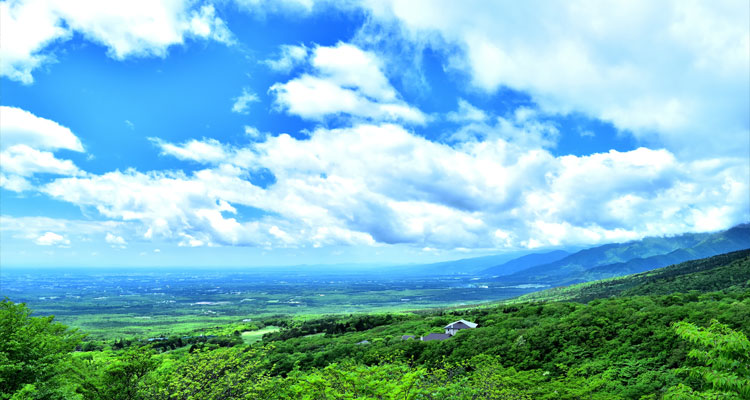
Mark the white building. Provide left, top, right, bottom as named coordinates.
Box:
left=444, top=320, right=478, bottom=336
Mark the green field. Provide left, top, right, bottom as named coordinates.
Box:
left=241, top=326, right=280, bottom=344
left=0, top=269, right=539, bottom=339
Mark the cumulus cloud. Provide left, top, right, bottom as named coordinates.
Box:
left=1, top=106, right=84, bottom=151
left=447, top=99, right=488, bottom=123
left=0, top=0, right=233, bottom=84
left=231, top=88, right=260, bottom=114
left=42, top=169, right=260, bottom=247
left=105, top=232, right=127, bottom=247
left=151, top=137, right=230, bottom=164
left=243, top=126, right=266, bottom=141
left=264, top=44, right=309, bottom=72
left=39, top=123, right=749, bottom=250
left=34, top=231, right=70, bottom=246
left=1, top=145, right=81, bottom=177
left=0, top=174, right=33, bottom=192
left=269, top=42, right=426, bottom=124
left=1, top=215, right=123, bottom=236
left=312, top=42, right=398, bottom=101
left=360, top=0, right=750, bottom=158
left=0, top=107, right=84, bottom=192
left=445, top=107, right=559, bottom=150
left=1, top=215, right=133, bottom=249
left=234, top=0, right=318, bottom=15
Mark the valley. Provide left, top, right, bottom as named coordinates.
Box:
left=0, top=269, right=540, bottom=339
left=3, top=248, right=749, bottom=399
left=3, top=224, right=747, bottom=340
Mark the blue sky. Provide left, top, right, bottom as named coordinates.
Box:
left=1, top=0, right=748, bottom=267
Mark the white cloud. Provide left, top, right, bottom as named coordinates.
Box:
left=0, top=0, right=69, bottom=84
left=231, top=88, right=260, bottom=114
left=579, top=129, right=595, bottom=138
left=41, top=168, right=279, bottom=248
left=0, top=174, right=33, bottom=192
left=1, top=215, right=129, bottom=241
left=105, top=233, right=127, bottom=246
left=233, top=0, right=318, bottom=15
left=445, top=107, right=559, bottom=150
left=151, top=137, right=230, bottom=164
left=0, top=107, right=84, bottom=192
left=243, top=126, right=266, bottom=141
left=264, top=44, right=309, bottom=72
left=0, top=0, right=234, bottom=84
left=270, top=75, right=425, bottom=123
left=187, top=5, right=234, bottom=45
left=34, top=231, right=70, bottom=246
left=312, top=42, right=397, bottom=102
left=269, top=42, right=426, bottom=124
left=39, top=123, right=749, bottom=251
left=360, top=0, right=750, bottom=158
left=447, top=99, right=488, bottom=123
left=1, top=144, right=81, bottom=177
left=0, top=106, right=84, bottom=151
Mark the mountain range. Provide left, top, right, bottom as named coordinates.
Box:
left=513, top=248, right=750, bottom=304
left=413, top=224, right=749, bottom=286
left=495, top=224, right=749, bottom=285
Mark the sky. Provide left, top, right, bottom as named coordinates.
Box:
left=1, top=0, right=749, bottom=268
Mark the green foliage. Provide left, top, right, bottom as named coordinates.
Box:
left=3, top=251, right=750, bottom=399
left=515, top=250, right=750, bottom=304
left=276, top=357, right=535, bottom=399
left=0, top=299, right=85, bottom=400
left=98, top=348, right=159, bottom=400
left=667, top=320, right=750, bottom=399
left=149, top=346, right=272, bottom=399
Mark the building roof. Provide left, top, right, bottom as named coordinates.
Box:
left=421, top=333, right=452, bottom=342
left=445, top=319, right=478, bottom=329
left=401, top=335, right=415, bottom=340
left=356, top=340, right=370, bottom=345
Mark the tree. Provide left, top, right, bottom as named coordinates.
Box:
left=665, top=320, right=750, bottom=399
left=150, top=346, right=271, bottom=399
left=99, top=348, right=159, bottom=400
left=0, top=299, right=84, bottom=399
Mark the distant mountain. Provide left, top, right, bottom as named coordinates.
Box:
left=396, top=251, right=533, bottom=276
left=482, top=250, right=570, bottom=276
left=513, top=248, right=750, bottom=304
left=501, top=224, right=750, bottom=285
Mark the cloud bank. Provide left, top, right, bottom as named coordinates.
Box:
left=361, top=0, right=750, bottom=158
left=270, top=42, right=427, bottom=124
left=36, top=123, right=749, bottom=250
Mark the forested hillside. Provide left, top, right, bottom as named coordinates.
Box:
left=500, top=224, right=750, bottom=284
left=3, top=251, right=749, bottom=399
left=515, top=249, right=750, bottom=303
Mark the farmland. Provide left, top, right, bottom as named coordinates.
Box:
left=0, top=267, right=540, bottom=339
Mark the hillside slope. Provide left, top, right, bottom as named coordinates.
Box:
left=502, top=224, right=749, bottom=284
left=482, top=250, right=570, bottom=276
left=513, top=248, right=750, bottom=304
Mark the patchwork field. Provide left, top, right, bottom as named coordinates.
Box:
left=0, top=267, right=542, bottom=339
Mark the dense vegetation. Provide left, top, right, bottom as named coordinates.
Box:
left=515, top=248, right=750, bottom=303
left=2, top=251, right=749, bottom=399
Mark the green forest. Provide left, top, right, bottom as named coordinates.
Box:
left=3, top=250, right=750, bottom=399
